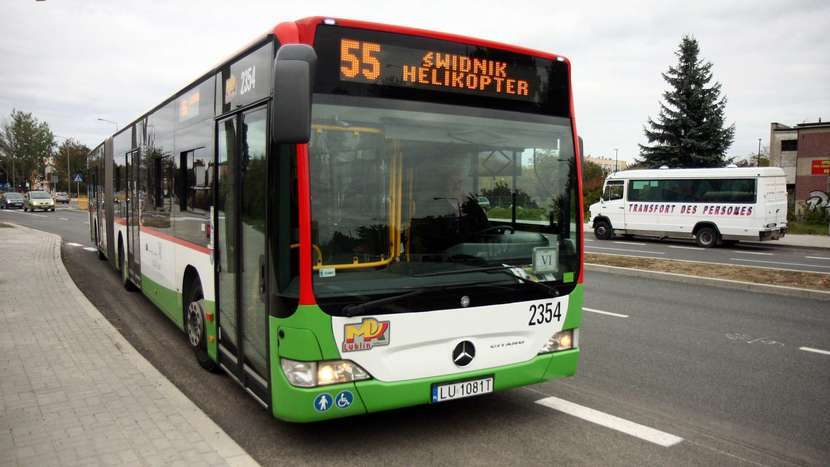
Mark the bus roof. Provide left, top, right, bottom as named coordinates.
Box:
left=607, top=167, right=785, bottom=180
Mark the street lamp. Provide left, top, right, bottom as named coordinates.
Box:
left=97, top=118, right=118, bottom=132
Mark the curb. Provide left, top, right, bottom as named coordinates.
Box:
left=6, top=222, right=261, bottom=467
left=586, top=262, right=830, bottom=301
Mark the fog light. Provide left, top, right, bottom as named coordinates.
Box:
left=539, top=329, right=577, bottom=354
left=281, top=358, right=371, bottom=387
left=280, top=359, right=316, bottom=387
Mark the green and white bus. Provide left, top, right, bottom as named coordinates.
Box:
left=88, top=16, right=584, bottom=422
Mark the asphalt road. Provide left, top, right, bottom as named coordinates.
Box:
left=584, top=229, right=830, bottom=274
left=3, top=210, right=829, bottom=466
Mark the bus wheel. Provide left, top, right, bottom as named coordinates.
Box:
left=120, top=242, right=137, bottom=291
left=695, top=226, right=718, bottom=248
left=185, top=281, right=218, bottom=372
left=594, top=220, right=613, bottom=240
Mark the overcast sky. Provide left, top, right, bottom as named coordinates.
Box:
left=1, top=0, right=828, bottom=163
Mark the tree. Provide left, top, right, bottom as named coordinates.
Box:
left=0, top=109, right=54, bottom=190
left=638, top=36, right=735, bottom=168
left=53, top=139, right=90, bottom=192
left=581, top=160, right=605, bottom=215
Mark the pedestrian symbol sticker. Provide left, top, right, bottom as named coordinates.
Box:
left=313, top=393, right=333, bottom=412
left=335, top=390, right=353, bottom=409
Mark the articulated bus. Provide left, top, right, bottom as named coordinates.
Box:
left=88, top=17, right=583, bottom=422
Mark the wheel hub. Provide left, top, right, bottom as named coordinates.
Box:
left=187, top=300, right=205, bottom=347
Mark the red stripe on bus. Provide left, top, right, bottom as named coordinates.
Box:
left=292, top=17, right=565, bottom=62
left=568, top=63, right=584, bottom=285
left=296, top=143, right=316, bottom=305
left=140, top=226, right=212, bottom=255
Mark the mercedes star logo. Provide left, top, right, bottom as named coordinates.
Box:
left=452, top=341, right=475, bottom=367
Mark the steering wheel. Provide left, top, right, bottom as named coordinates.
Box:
left=476, top=225, right=515, bottom=235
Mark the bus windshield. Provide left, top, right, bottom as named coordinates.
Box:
left=308, top=96, right=579, bottom=304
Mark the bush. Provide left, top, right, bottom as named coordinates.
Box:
left=803, top=207, right=830, bottom=225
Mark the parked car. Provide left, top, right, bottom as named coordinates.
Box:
left=24, top=191, right=55, bottom=212
left=1, top=192, right=25, bottom=209
left=54, top=192, right=70, bottom=204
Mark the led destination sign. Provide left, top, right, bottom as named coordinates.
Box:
left=338, top=38, right=539, bottom=102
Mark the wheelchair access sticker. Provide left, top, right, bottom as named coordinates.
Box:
left=313, top=393, right=333, bottom=412
left=335, top=390, right=353, bottom=409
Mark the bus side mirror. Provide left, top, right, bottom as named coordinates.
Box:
left=271, top=44, right=317, bottom=144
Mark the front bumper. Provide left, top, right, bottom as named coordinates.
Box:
left=272, top=349, right=580, bottom=422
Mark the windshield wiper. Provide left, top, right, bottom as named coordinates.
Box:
left=414, top=265, right=559, bottom=296
left=341, top=289, right=430, bottom=317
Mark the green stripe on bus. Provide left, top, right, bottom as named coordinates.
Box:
left=563, top=284, right=582, bottom=330
left=141, top=274, right=184, bottom=329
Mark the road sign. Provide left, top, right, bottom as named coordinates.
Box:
left=73, top=173, right=83, bottom=183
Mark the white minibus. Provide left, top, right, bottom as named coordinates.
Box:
left=588, top=167, right=787, bottom=247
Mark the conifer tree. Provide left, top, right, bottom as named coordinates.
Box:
left=639, top=36, right=735, bottom=168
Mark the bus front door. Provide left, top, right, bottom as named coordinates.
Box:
left=602, top=180, right=626, bottom=232
left=215, top=107, right=271, bottom=408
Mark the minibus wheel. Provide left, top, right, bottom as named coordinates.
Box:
left=594, top=220, right=613, bottom=240
left=695, top=226, right=718, bottom=248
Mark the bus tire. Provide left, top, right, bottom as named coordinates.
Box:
left=695, top=226, right=718, bottom=248
left=184, top=280, right=218, bottom=372
left=594, top=220, right=613, bottom=240
left=119, top=240, right=137, bottom=291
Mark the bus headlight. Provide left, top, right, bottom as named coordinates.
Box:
left=280, top=358, right=371, bottom=387
left=539, top=329, right=577, bottom=354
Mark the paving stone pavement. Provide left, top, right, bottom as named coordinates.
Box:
left=0, top=224, right=259, bottom=467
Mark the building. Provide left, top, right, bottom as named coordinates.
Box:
left=585, top=155, right=628, bottom=174
left=769, top=120, right=830, bottom=215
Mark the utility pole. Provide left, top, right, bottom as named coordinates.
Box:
left=614, top=148, right=619, bottom=172
left=55, top=135, right=68, bottom=192
left=757, top=138, right=762, bottom=167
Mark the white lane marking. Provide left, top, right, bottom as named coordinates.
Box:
left=535, top=396, right=683, bottom=447
left=584, top=238, right=594, bottom=242
left=730, top=258, right=830, bottom=269
left=59, top=217, right=69, bottom=221
left=668, top=245, right=704, bottom=251
left=805, top=256, right=830, bottom=261
left=65, top=242, right=83, bottom=247
left=83, top=247, right=97, bottom=252
left=587, top=246, right=665, bottom=255
left=799, top=346, right=830, bottom=356
left=613, top=241, right=647, bottom=246
left=83, top=222, right=89, bottom=225
left=731, top=250, right=773, bottom=256
left=584, top=307, right=629, bottom=318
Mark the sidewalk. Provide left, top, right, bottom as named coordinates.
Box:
left=0, top=224, right=259, bottom=467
